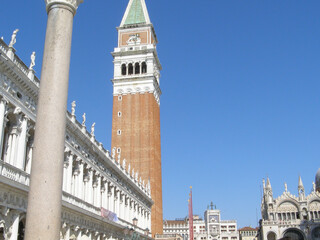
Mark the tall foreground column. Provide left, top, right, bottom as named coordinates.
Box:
left=25, top=1, right=82, bottom=239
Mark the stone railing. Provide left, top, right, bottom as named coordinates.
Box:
left=62, top=192, right=101, bottom=216
left=0, top=39, right=8, bottom=54
left=115, top=44, right=154, bottom=53
left=118, top=218, right=148, bottom=235
left=0, top=38, right=40, bottom=87
left=220, top=220, right=237, bottom=223
left=0, top=160, right=30, bottom=186
left=262, top=219, right=302, bottom=226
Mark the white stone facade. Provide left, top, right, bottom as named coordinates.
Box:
left=259, top=177, right=320, bottom=240
left=112, top=26, right=162, bottom=105
left=163, top=207, right=238, bottom=240
left=0, top=34, right=152, bottom=239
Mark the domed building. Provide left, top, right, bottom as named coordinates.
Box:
left=258, top=174, right=320, bottom=240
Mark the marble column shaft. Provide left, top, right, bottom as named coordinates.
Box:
left=25, top=1, right=82, bottom=238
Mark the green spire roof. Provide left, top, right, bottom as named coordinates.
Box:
left=120, top=0, right=151, bottom=27
left=124, top=0, right=146, bottom=25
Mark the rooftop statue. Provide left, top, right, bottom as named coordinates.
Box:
left=71, top=101, right=76, bottom=116
left=9, top=29, right=19, bottom=48
left=29, top=52, right=36, bottom=70
left=82, top=113, right=86, bottom=126
left=91, top=122, right=95, bottom=136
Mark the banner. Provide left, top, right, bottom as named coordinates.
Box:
left=101, top=207, right=118, bottom=222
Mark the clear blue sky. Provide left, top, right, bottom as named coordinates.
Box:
left=1, top=0, right=320, bottom=228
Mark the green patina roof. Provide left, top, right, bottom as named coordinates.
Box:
left=124, top=0, right=146, bottom=25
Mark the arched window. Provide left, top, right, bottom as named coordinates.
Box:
left=121, top=64, right=127, bottom=75
left=142, top=62, right=147, bottom=73
left=128, top=63, right=133, bottom=75
left=135, top=63, right=140, bottom=74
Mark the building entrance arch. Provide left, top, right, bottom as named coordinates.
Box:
left=312, top=227, right=320, bottom=240
left=283, top=228, right=305, bottom=240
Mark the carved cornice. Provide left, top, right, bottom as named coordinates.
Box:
left=45, top=0, right=83, bottom=15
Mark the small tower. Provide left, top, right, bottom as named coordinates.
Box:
left=111, top=0, right=163, bottom=236
left=298, top=176, right=305, bottom=200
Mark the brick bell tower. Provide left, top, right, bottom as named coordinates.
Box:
left=111, top=0, right=163, bottom=236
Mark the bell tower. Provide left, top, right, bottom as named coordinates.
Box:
left=111, top=0, right=163, bottom=236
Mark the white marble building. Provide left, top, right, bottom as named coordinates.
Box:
left=163, top=205, right=238, bottom=240
left=259, top=174, right=320, bottom=240
left=0, top=32, right=152, bottom=239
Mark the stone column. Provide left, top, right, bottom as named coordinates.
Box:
left=25, top=1, right=83, bottom=239
left=73, top=162, right=80, bottom=197
left=25, top=137, right=34, bottom=174
left=109, top=184, right=114, bottom=211
left=63, top=157, right=69, bottom=192
left=65, top=226, right=70, bottom=240
left=9, top=212, right=20, bottom=240
left=16, top=115, right=29, bottom=170
left=66, top=153, right=74, bottom=193
left=96, top=174, right=101, bottom=207
left=101, top=180, right=106, bottom=209
left=77, top=230, right=82, bottom=240
left=0, top=98, right=8, bottom=158
left=117, top=191, right=121, bottom=217
left=77, top=158, right=84, bottom=199
left=9, top=126, right=20, bottom=166
left=88, top=169, right=93, bottom=204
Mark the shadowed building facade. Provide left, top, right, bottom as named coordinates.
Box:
left=111, top=0, right=163, bottom=236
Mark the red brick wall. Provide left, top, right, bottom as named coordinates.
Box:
left=111, top=93, right=163, bottom=236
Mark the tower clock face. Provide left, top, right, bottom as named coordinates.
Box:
left=209, top=215, right=218, bottom=222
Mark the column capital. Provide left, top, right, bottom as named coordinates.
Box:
left=45, top=0, right=83, bottom=15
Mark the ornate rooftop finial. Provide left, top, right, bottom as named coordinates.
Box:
left=71, top=101, right=76, bottom=116
left=210, top=201, right=214, bottom=210
left=29, top=51, right=36, bottom=70
left=128, top=163, right=131, bottom=174
left=298, top=176, right=304, bottom=189
left=313, top=182, right=316, bottom=192
left=9, top=29, right=19, bottom=48
left=82, top=113, right=86, bottom=126
left=284, top=183, right=288, bottom=192
left=266, top=177, right=272, bottom=189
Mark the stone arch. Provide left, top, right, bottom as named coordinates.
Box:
left=283, top=228, right=305, bottom=240
left=277, top=201, right=299, bottom=212
left=312, top=226, right=320, bottom=240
